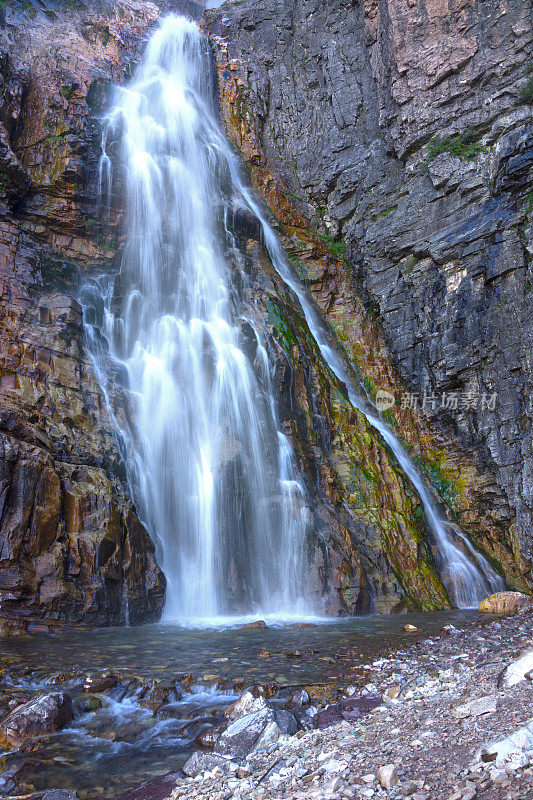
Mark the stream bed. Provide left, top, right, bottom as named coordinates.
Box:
left=0, top=611, right=483, bottom=798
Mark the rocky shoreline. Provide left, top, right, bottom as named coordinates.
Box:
left=0, top=609, right=532, bottom=798
left=166, top=612, right=533, bottom=800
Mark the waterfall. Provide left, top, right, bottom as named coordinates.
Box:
left=84, top=15, right=311, bottom=622
left=224, top=144, right=505, bottom=611
left=84, top=13, right=503, bottom=618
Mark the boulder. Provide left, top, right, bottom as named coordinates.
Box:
left=274, top=709, right=298, bottom=735
left=79, top=695, right=103, bottom=713
left=225, top=691, right=268, bottom=720
left=479, top=592, right=533, bottom=614
left=181, top=751, right=232, bottom=778
left=83, top=673, right=117, bottom=693
left=195, top=721, right=227, bottom=749
left=288, top=689, right=310, bottom=707
left=377, top=764, right=398, bottom=789
left=453, top=695, right=498, bottom=719
left=215, top=707, right=277, bottom=760
left=503, top=651, right=533, bottom=687
left=252, top=719, right=282, bottom=752
left=0, top=692, right=73, bottom=746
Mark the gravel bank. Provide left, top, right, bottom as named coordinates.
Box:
left=169, top=613, right=533, bottom=800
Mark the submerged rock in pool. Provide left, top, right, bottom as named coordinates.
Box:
left=239, top=620, right=267, bottom=629
left=79, top=695, right=103, bottom=713
left=0, top=692, right=73, bottom=746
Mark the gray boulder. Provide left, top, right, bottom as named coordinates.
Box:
left=215, top=707, right=277, bottom=760
left=181, top=751, right=232, bottom=777
left=274, top=709, right=298, bottom=736
left=0, top=692, right=73, bottom=746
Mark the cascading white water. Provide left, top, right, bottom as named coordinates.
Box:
left=85, top=13, right=503, bottom=616
left=85, top=15, right=311, bottom=621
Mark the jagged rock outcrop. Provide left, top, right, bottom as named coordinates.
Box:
left=0, top=0, right=179, bottom=631
left=204, top=0, right=533, bottom=595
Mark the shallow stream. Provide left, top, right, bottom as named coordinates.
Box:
left=0, top=611, right=481, bottom=798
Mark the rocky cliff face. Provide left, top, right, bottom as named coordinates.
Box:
left=0, top=0, right=177, bottom=632
left=0, top=0, right=530, bottom=630
left=205, top=0, right=533, bottom=597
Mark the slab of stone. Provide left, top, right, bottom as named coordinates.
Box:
left=215, top=707, right=276, bottom=760
left=453, top=695, right=498, bottom=719
left=0, top=692, right=73, bottom=746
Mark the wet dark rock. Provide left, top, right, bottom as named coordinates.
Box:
left=142, top=679, right=184, bottom=709
left=228, top=199, right=263, bottom=243
left=0, top=691, right=73, bottom=745
left=79, top=694, right=103, bottom=713
left=274, top=709, right=298, bottom=736
left=250, top=682, right=278, bottom=699
left=83, top=673, right=117, bottom=694
left=195, top=720, right=227, bottom=749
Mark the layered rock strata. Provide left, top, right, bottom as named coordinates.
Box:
left=204, top=0, right=533, bottom=596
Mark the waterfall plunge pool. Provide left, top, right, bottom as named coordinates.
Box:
left=0, top=611, right=491, bottom=798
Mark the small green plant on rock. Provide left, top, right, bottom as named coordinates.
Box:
left=403, top=255, right=419, bottom=275
left=519, top=64, right=533, bottom=104
left=427, top=130, right=485, bottom=161
left=316, top=232, right=346, bottom=259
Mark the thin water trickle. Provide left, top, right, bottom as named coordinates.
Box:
left=84, top=13, right=503, bottom=616
left=226, top=150, right=504, bottom=609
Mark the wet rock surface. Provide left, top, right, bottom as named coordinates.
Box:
left=204, top=0, right=533, bottom=596
left=0, top=691, right=73, bottom=746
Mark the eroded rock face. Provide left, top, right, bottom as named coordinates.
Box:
left=204, top=0, right=533, bottom=594
left=0, top=0, right=178, bottom=630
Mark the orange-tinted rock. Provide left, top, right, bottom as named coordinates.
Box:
left=239, top=619, right=267, bottom=629
left=479, top=592, right=533, bottom=615
left=0, top=1, right=167, bottom=631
